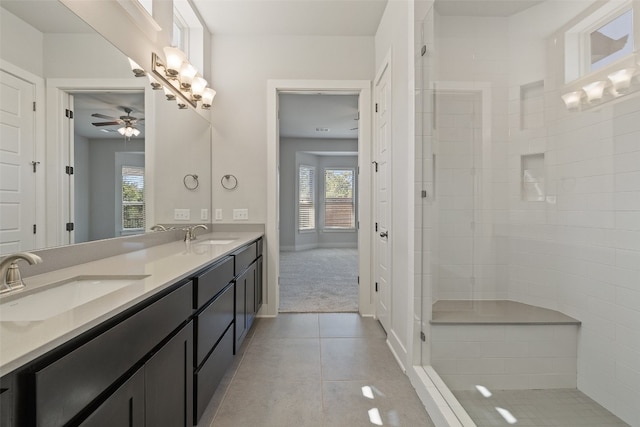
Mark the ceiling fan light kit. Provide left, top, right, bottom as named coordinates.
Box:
left=91, top=107, right=144, bottom=140
left=126, top=48, right=217, bottom=110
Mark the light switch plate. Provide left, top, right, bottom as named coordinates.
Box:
left=174, top=209, right=190, bottom=220
left=200, top=209, right=208, bottom=220
left=215, top=209, right=223, bottom=220
left=232, top=208, right=248, bottom=220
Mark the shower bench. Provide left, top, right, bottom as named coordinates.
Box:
left=430, top=300, right=581, bottom=390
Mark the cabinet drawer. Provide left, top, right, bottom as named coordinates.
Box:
left=233, top=242, right=257, bottom=275
left=34, top=282, right=192, bottom=427
left=194, top=324, right=233, bottom=423
left=193, top=256, right=234, bottom=309
left=194, top=284, right=234, bottom=366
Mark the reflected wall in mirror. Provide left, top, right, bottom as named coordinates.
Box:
left=0, top=0, right=212, bottom=255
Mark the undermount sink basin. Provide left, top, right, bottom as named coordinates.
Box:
left=0, top=275, right=149, bottom=322
left=195, top=239, right=235, bottom=245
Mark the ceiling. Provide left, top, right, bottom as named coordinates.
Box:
left=279, top=94, right=359, bottom=139
left=73, top=92, right=145, bottom=140
left=191, top=0, right=388, bottom=36
left=434, top=0, right=544, bottom=17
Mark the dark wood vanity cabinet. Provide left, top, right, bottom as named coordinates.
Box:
left=0, top=237, right=263, bottom=427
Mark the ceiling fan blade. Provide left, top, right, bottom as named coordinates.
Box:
left=92, top=121, right=121, bottom=127
left=91, top=113, right=118, bottom=120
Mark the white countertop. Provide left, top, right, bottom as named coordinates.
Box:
left=0, top=231, right=263, bottom=376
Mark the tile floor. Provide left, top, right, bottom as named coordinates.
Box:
left=454, top=388, right=630, bottom=427
left=197, top=313, right=435, bottom=427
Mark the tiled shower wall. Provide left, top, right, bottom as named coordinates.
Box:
left=415, top=3, right=640, bottom=425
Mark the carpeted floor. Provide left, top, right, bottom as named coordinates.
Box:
left=279, top=248, right=358, bottom=312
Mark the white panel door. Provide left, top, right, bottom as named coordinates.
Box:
left=374, top=63, right=391, bottom=333
left=0, top=70, right=36, bottom=255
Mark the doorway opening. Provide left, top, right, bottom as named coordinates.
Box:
left=265, top=80, right=373, bottom=318
left=278, top=93, right=359, bottom=312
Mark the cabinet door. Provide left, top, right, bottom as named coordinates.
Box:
left=245, top=263, right=257, bottom=331
left=145, top=324, right=193, bottom=427
left=234, top=274, right=246, bottom=351
left=79, top=368, right=144, bottom=427
left=256, top=256, right=263, bottom=308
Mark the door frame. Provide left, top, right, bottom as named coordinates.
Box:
left=0, top=60, right=46, bottom=251
left=266, top=79, right=373, bottom=317
left=45, top=78, right=153, bottom=248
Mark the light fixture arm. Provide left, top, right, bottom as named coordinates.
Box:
left=151, top=52, right=197, bottom=108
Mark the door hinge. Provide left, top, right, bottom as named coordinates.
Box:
left=357, top=221, right=360, bottom=230
left=375, top=222, right=378, bottom=232
left=66, top=222, right=74, bottom=232
left=420, top=331, right=426, bottom=342
left=375, top=103, right=378, bottom=113
left=65, top=166, right=74, bottom=175
left=33, top=224, right=36, bottom=234
left=33, top=101, right=36, bottom=112
left=65, top=109, right=74, bottom=119
left=421, top=45, right=427, bottom=57
left=375, top=282, right=379, bottom=292
left=421, top=190, right=428, bottom=198
left=357, top=276, right=360, bottom=284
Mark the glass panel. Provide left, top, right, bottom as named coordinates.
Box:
left=324, top=169, right=355, bottom=229
left=122, top=166, right=144, bottom=230
left=590, top=9, right=633, bottom=71
left=298, top=165, right=315, bottom=230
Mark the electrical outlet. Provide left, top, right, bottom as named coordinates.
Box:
left=232, top=208, right=248, bottom=220
left=200, top=209, right=208, bottom=220
left=174, top=209, right=190, bottom=220
left=215, top=209, right=223, bottom=220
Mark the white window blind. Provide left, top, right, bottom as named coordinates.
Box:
left=324, top=168, right=355, bottom=229
left=122, top=166, right=145, bottom=230
left=298, top=165, right=315, bottom=231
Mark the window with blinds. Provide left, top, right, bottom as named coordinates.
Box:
left=324, top=168, right=355, bottom=229
left=298, top=165, right=315, bottom=231
left=122, top=166, right=145, bottom=230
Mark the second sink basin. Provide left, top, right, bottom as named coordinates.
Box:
left=0, top=275, right=150, bottom=322
left=195, top=239, right=235, bottom=245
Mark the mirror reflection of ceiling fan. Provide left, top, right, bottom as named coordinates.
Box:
left=91, top=107, right=144, bottom=138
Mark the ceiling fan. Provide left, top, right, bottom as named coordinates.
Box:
left=91, top=107, right=144, bottom=137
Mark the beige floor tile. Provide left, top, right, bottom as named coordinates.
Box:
left=235, top=337, right=321, bottom=382
left=252, top=313, right=319, bottom=341
left=212, top=379, right=323, bottom=427
left=319, top=313, right=386, bottom=338
left=321, top=337, right=404, bottom=381
left=322, top=380, right=434, bottom=427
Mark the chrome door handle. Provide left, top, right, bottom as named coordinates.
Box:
left=380, top=231, right=388, bottom=238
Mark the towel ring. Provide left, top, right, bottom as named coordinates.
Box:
left=221, top=174, right=238, bottom=190
left=183, top=174, right=199, bottom=190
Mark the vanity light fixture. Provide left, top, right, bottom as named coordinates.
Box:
left=582, top=80, right=606, bottom=102
left=608, top=68, right=635, bottom=94
left=163, top=46, right=185, bottom=77
left=561, top=91, right=583, bottom=109
left=163, top=85, right=176, bottom=101
left=147, top=72, right=162, bottom=90
left=201, top=88, right=216, bottom=109
left=128, top=58, right=146, bottom=78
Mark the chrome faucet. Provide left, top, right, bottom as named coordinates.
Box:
left=0, top=252, right=43, bottom=294
left=150, top=224, right=168, bottom=231
left=183, top=225, right=208, bottom=242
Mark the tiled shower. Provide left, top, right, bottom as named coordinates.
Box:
left=415, top=0, right=640, bottom=425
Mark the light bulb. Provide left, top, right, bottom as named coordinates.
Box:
left=117, top=127, right=126, bottom=135
left=179, top=62, right=197, bottom=90
left=608, top=68, right=635, bottom=94
left=125, top=126, right=135, bottom=137
left=128, top=58, right=145, bottom=77
left=202, top=88, right=216, bottom=109
left=191, top=77, right=208, bottom=99
left=163, top=46, right=185, bottom=77
left=582, top=81, right=606, bottom=102
left=561, top=91, right=582, bottom=109
left=132, top=128, right=141, bottom=137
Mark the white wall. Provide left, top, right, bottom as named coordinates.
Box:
left=0, top=8, right=43, bottom=76
left=87, top=139, right=144, bottom=241
left=375, top=0, right=415, bottom=368
left=210, top=35, right=374, bottom=225
left=279, top=137, right=358, bottom=251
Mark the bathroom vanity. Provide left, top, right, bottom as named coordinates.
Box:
left=0, top=232, right=263, bottom=427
